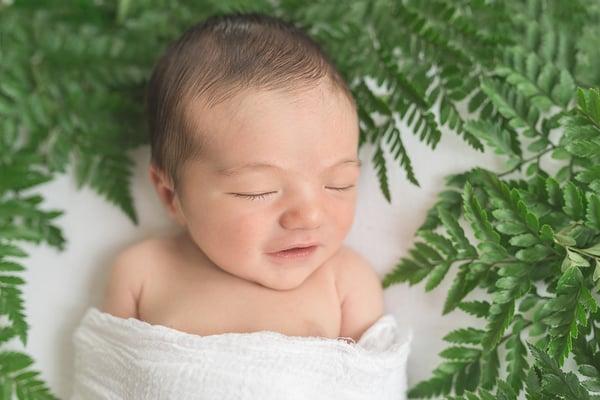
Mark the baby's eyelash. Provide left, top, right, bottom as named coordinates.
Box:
left=232, top=192, right=274, bottom=201
left=328, top=185, right=355, bottom=192
left=232, top=186, right=355, bottom=201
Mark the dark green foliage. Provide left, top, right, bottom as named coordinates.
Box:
left=2, top=0, right=600, bottom=399
left=527, top=343, right=593, bottom=399
left=0, top=246, right=57, bottom=399
left=383, top=1, right=600, bottom=395
left=0, top=352, right=57, bottom=400
left=391, top=84, right=600, bottom=397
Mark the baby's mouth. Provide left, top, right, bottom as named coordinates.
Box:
left=267, top=245, right=318, bottom=259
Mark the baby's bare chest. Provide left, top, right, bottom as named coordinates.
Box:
left=137, top=256, right=342, bottom=339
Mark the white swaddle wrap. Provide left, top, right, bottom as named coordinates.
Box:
left=71, top=307, right=412, bottom=399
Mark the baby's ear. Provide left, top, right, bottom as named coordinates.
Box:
left=148, top=164, right=186, bottom=226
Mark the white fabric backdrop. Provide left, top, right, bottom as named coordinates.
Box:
left=8, top=120, right=506, bottom=398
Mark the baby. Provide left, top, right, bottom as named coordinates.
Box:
left=101, top=12, right=384, bottom=343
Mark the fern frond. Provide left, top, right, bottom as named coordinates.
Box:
left=541, top=266, right=598, bottom=366
left=505, top=320, right=529, bottom=392
left=382, top=121, right=419, bottom=186
left=528, top=342, right=592, bottom=399
left=0, top=351, right=57, bottom=400
left=494, top=47, right=575, bottom=110
left=371, top=141, right=391, bottom=203
left=73, top=149, right=138, bottom=224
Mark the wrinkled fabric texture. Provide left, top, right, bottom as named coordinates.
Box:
left=71, top=307, right=412, bottom=400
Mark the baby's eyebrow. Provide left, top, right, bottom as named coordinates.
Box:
left=217, top=158, right=361, bottom=177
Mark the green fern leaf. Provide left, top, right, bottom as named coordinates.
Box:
left=371, top=142, right=391, bottom=203
left=383, top=123, right=419, bottom=186
left=14, top=369, right=57, bottom=399
left=541, top=266, right=590, bottom=366
left=0, top=262, right=24, bottom=273
left=417, top=230, right=457, bottom=257
left=463, top=120, right=517, bottom=158
left=552, top=70, right=576, bottom=107
left=482, top=263, right=529, bottom=351
left=566, top=138, right=600, bottom=160
left=76, top=151, right=138, bottom=224
left=577, top=87, right=600, bottom=127
left=509, top=233, right=539, bottom=247
left=440, top=346, right=481, bottom=361
left=0, top=197, right=66, bottom=250
left=562, top=181, right=585, bottom=220
left=480, top=347, right=500, bottom=390
left=0, top=351, right=32, bottom=373
left=0, top=326, right=17, bottom=345
left=545, top=176, right=565, bottom=207
left=505, top=330, right=529, bottom=392
left=480, top=77, right=541, bottom=138
left=439, top=96, right=485, bottom=151
left=408, top=360, right=472, bottom=399
left=515, top=244, right=554, bottom=262
left=0, top=245, right=27, bottom=259
left=418, top=189, right=463, bottom=231
left=482, top=300, right=514, bottom=351
left=0, top=286, right=28, bottom=346
left=528, top=342, right=591, bottom=399
left=443, top=327, right=486, bottom=345
left=381, top=259, right=415, bottom=287
left=458, top=300, right=491, bottom=319
left=496, top=48, right=573, bottom=111
left=575, top=165, right=600, bottom=186
left=0, top=156, right=53, bottom=194
left=443, top=262, right=485, bottom=315
left=463, top=181, right=501, bottom=244
left=0, top=352, right=57, bottom=399
left=425, top=261, right=452, bottom=292
left=438, top=207, right=477, bottom=257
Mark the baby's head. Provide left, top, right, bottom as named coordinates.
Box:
left=146, top=12, right=361, bottom=291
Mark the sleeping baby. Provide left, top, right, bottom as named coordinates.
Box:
left=102, top=11, right=384, bottom=343
left=71, top=12, right=411, bottom=400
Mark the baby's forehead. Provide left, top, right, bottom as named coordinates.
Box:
left=182, top=82, right=358, bottom=164
left=215, top=81, right=348, bottom=110
left=191, top=84, right=355, bottom=131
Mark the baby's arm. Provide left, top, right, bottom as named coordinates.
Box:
left=101, top=245, right=145, bottom=319
left=335, top=248, right=385, bottom=342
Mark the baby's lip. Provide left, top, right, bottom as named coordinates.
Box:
left=269, top=242, right=320, bottom=253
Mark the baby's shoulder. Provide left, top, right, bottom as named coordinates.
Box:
left=330, top=245, right=379, bottom=298
left=116, top=235, right=173, bottom=260
left=101, top=235, right=174, bottom=319
left=329, top=245, right=370, bottom=272
left=109, top=237, right=170, bottom=275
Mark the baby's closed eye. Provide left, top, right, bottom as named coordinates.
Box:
left=230, top=185, right=355, bottom=201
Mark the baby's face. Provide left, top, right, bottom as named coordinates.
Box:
left=172, top=80, right=360, bottom=291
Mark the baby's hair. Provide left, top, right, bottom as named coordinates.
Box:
left=145, top=12, right=356, bottom=190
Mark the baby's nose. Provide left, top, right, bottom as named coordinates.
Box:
left=279, top=197, right=322, bottom=230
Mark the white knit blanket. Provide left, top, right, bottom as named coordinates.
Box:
left=71, top=307, right=412, bottom=399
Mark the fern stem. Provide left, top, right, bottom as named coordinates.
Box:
left=491, top=320, right=534, bottom=353
left=497, top=144, right=556, bottom=177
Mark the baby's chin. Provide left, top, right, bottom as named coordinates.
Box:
left=247, top=261, right=324, bottom=292
left=252, top=279, right=304, bottom=292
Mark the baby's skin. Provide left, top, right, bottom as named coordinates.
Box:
left=102, top=79, right=384, bottom=342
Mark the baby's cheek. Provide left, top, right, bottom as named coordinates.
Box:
left=329, top=201, right=355, bottom=228
left=226, top=214, right=264, bottom=246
